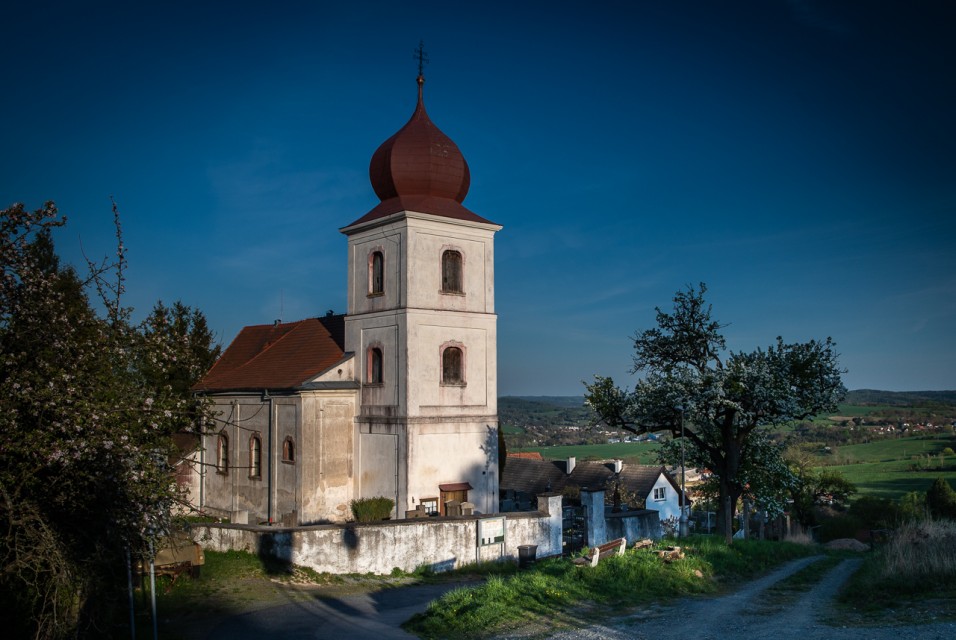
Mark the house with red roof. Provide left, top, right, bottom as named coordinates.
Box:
left=192, top=71, right=501, bottom=525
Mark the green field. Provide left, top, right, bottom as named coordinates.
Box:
left=817, top=434, right=956, bottom=500
left=824, top=435, right=953, bottom=464
left=513, top=441, right=661, bottom=465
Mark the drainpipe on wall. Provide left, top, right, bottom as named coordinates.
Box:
left=267, top=394, right=275, bottom=525
left=395, top=433, right=400, bottom=519
left=232, top=401, right=239, bottom=515
left=198, top=429, right=205, bottom=512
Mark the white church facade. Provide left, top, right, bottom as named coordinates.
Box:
left=192, top=72, right=501, bottom=525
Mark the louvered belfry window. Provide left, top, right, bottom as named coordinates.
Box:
left=441, top=250, right=462, bottom=293
left=442, top=346, right=463, bottom=384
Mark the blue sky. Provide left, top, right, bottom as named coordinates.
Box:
left=3, top=1, right=954, bottom=395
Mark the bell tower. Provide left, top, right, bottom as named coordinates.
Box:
left=340, top=68, right=501, bottom=516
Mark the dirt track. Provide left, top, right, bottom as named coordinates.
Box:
left=513, top=556, right=955, bottom=640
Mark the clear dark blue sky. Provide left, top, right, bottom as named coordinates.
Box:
left=3, top=1, right=954, bottom=395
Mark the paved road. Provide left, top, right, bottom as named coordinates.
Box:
left=205, top=582, right=464, bottom=640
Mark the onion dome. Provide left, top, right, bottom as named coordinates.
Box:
left=343, top=75, right=495, bottom=230
left=369, top=75, right=470, bottom=203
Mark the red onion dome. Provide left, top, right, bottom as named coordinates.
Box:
left=369, top=75, right=470, bottom=203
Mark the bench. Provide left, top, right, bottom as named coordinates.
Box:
left=572, top=537, right=627, bottom=567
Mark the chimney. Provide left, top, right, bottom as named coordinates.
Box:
left=566, top=456, right=576, bottom=475
left=613, top=459, right=623, bottom=474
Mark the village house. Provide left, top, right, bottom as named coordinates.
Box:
left=190, top=70, right=501, bottom=525
left=500, top=455, right=691, bottom=523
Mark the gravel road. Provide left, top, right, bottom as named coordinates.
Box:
left=514, top=556, right=955, bottom=640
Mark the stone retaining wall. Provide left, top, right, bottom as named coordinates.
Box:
left=192, top=494, right=562, bottom=574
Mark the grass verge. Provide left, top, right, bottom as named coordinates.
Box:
left=403, top=536, right=818, bottom=639
left=836, top=520, right=956, bottom=626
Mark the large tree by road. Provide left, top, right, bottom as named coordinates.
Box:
left=585, top=284, right=845, bottom=543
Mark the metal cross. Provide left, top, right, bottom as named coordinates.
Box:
left=414, top=40, right=429, bottom=76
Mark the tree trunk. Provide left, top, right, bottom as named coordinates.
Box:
left=715, top=422, right=743, bottom=545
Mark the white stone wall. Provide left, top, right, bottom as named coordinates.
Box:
left=193, top=495, right=561, bottom=575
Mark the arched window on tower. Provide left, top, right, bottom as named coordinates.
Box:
left=442, top=345, right=464, bottom=385
left=249, top=435, right=262, bottom=479
left=367, top=346, right=383, bottom=384
left=216, top=432, right=229, bottom=474
left=369, top=251, right=384, bottom=295
left=441, top=250, right=463, bottom=294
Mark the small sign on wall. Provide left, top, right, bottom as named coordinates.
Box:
left=478, top=516, right=506, bottom=546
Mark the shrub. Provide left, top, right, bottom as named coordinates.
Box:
left=849, top=495, right=900, bottom=529
left=898, top=491, right=929, bottom=522
left=350, top=497, right=395, bottom=522
left=927, top=478, right=956, bottom=520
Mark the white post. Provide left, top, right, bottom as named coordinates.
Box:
left=149, top=541, right=158, bottom=640
left=679, top=407, right=689, bottom=538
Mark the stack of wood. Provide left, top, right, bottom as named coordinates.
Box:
left=655, top=546, right=685, bottom=562
left=632, top=539, right=654, bottom=549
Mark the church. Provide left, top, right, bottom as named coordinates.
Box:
left=192, top=69, right=501, bottom=526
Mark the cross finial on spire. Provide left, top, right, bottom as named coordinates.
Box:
left=413, top=40, right=429, bottom=78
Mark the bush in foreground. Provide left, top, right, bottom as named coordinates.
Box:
left=840, top=520, right=956, bottom=612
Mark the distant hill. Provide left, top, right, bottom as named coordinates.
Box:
left=503, top=396, right=586, bottom=408
left=503, top=391, right=956, bottom=410
left=844, top=389, right=956, bottom=405
left=498, top=396, right=593, bottom=427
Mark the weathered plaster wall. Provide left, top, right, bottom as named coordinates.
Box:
left=202, top=397, right=278, bottom=523
left=299, top=393, right=356, bottom=524
left=356, top=426, right=401, bottom=509
left=194, top=495, right=561, bottom=575
left=606, top=510, right=663, bottom=542
left=202, top=392, right=358, bottom=525
left=406, top=421, right=498, bottom=515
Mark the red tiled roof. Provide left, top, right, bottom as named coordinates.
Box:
left=343, top=195, right=495, bottom=230
left=192, top=315, right=346, bottom=393
left=438, top=482, right=473, bottom=492
left=508, top=452, right=544, bottom=460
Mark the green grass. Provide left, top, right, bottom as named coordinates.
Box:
left=500, top=424, right=526, bottom=435
left=811, top=435, right=956, bottom=501
left=403, top=537, right=818, bottom=639
left=829, top=435, right=955, bottom=464
left=837, top=520, right=956, bottom=625
left=514, top=441, right=662, bottom=465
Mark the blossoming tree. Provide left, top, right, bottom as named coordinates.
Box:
left=0, top=201, right=219, bottom=638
